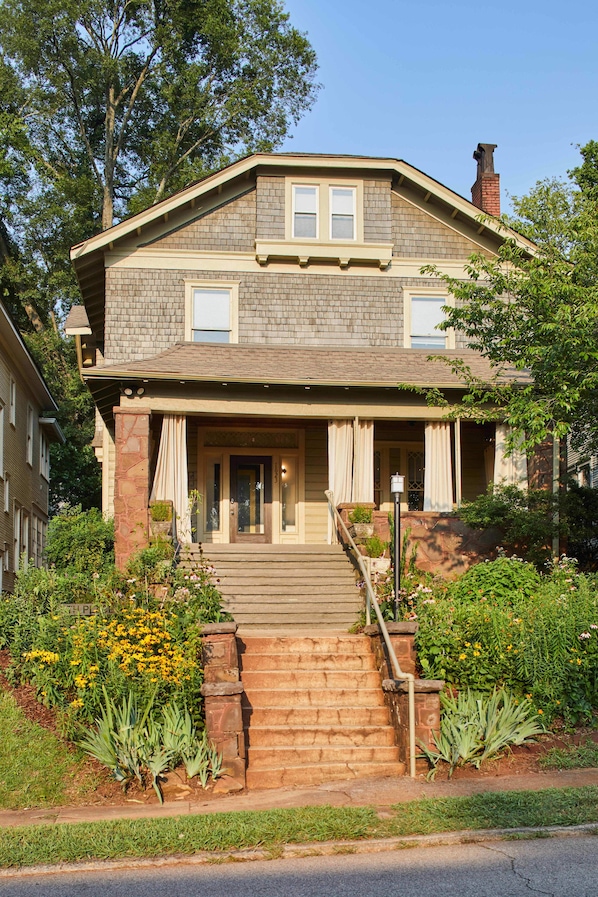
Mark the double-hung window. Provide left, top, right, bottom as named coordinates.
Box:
left=292, top=185, right=318, bottom=238
left=186, top=282, right=238, bottom=343
left=330, top=187, right=355, bottom=240
left=406, top=293, right=454, bottom=349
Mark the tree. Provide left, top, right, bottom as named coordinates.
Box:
left=423, top=143, right=598, bottom=457
left=0, top=0, right=319, bottom=230
left=0, top=0, right=318, bottom=507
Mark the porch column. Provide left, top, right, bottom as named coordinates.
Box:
left=113, top=407, right=151, bottom=569
left=423, top=422, right=453, bottom=512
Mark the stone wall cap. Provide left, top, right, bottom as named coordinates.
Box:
left=201, top=682, right=244, bottom=697
left=200, top=622, right=238, bottom=635
left=382, top=678, right=444, bottom=693
left=364, top=622, right=418, bottom=635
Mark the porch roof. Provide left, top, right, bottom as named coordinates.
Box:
left=90, top=342, right=525, bottom=388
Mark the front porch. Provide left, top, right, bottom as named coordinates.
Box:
left=108, top=410, right=522, bottom=573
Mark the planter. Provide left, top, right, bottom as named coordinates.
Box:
left=150, top=520, right=173, bottom=539
left=349, top=522, right=374, bottom=542
left=370, top=557, right=391, bottom=575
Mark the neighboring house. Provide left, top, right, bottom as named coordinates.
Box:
left=69, top=144, right=535, bottom=571
left=0, top=301, right=64, bottom=590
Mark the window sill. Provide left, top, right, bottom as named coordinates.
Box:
left=255, top=240, right=393, bottom=270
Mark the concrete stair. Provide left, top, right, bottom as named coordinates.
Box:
left=183, top=544, right=362, bottom=629
left=240, top=632, right=405, bottom=789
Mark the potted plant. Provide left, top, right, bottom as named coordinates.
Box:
left=348, top=505, right=374, bottom=542
left=149, top=500, right=173, bottom=539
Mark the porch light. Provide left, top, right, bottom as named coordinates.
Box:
left=390, top=473, right=405, bottom=623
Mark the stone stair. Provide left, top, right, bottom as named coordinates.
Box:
left=183, top=544, right=362, bottom=629
left=239, top=632, right=405, bottom=788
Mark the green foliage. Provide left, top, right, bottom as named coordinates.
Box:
left=149, top=501, right=172, bottom=522
left=348, top=505, right=373, bottom=524
left=45, top=505, right=114, bottom=575
left=419, top=688, right=544, bottom=779
left=447, top=555, right=541, bottom=605
left=458, top=485, right=558, bottom=567
left=79, top=691, right=222, bottom=802
left=539, top=740, right=598, bottom=770
left=364, top=534, right=387, bottom=558
left=415, top=557, right=598, bottom=723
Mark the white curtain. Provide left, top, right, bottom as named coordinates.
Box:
left=352, top=419, right=374, bottom=503
left=150, top=414, right=191, bottom=543
left=494, top=423, right=528, bottom=489
left=328, top=420, right=354, bottom=504
left=423, top=422, right=453, bottom=512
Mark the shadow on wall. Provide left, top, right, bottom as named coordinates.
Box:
left=373, top=511, right=501, bottom=579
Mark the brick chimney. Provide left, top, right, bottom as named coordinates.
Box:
left=471, top=143, right=500, bottom=216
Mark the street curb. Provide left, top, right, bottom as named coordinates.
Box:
left=2, top=822, right=598, bottom=878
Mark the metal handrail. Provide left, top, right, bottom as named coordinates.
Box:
left=325, top=490, right=416, bottom=778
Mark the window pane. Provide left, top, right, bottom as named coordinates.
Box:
left=331, top=215, right=354, bottom=239
left=193, top=289, right=230, bottom=331
left=205, top=461, right=221, bottom=532
left=331, top=188, right=354, bottom=215
left=294, top=186, right=317, bottom=213
left=294, top=212, right=317, bottom=238
left=410, top=297, right=447, bottom=348
left=193, top=330, right=230, bottom=343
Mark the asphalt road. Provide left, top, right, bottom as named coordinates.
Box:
left=2, top=835, right=598, bottom=897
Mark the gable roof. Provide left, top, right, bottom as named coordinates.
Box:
left=70, top=152, right=536, bottom=347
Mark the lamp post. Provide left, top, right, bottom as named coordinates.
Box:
left=390, top=473, right=405, bottom=622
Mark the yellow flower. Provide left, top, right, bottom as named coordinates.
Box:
left=70, top=698, right=84, bottom=708
left=459, top=653, right=467, bottom=660
left=473, top=651, right=480, bottom=657
left=537, top=709, right=544, bottom=714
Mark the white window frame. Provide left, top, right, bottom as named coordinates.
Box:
left=40, top=430, right=50, bottom=481
left=403, top=289, right=455, bottom=350
left=13, top=502, right=21, bottom=571
left=26, top=405, right=34, bottom=466
left=286, top=178, right=364, bottom=242
left=184, top=281, right=239, bottom=344
left=329, top=186, right=356, bottom=241
left=292, top=184, right=319, bottom=239
left=9, top=376, right=16, bottom=427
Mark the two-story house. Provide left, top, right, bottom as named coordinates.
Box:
left=69, top=145, right=533, bottom=571
left=0, top=301, right=64, bottom=590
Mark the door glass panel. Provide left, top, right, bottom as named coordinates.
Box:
left=236, top=463, right=265, bottom=534
left=408, top=450, right=425, bottom=511
left=281, top=458, right=296, bottom=532
left=205, top=460, right=221, bottom=531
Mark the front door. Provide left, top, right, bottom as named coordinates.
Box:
left=230, top=455, right=272, bottom=543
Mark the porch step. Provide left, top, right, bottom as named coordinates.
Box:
left=183, top=544, right=362, bottom=629
left=240, top=633, right=403, bottom=789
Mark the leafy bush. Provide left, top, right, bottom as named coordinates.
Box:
left=349, top=505, right=373, bottom=524
left=419, top=688, right=543, bottom=779
left=458, top=484, right=558, bottom=567
left=149, top=501, right=172, bottom=522
left=415, top=557, right=598, bottom=723
left=45, top=505, right=114, bottom=575
left=365, top=535, right=387, bottom=558
left=447, top=555, right=541, bottom=606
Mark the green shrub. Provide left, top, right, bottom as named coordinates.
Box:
left=458, top=485, right=558, bottom=567
left=349, top=505, right=373, bottom=524
left=415, top=557, right=598, bottom=723
left=149, top=501, right=172, bottom=522
left=365, top=535, right=387, bottom=558
left=45, top=505, right=114, bottom=575
left=447, top=555, right=541, bottom=606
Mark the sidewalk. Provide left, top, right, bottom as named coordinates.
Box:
left=2, top=767, right=598, bottom=830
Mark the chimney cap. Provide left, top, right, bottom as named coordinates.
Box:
left=473, top=143, right=497, bottom=175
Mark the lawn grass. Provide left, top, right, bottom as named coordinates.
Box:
left=1, top=787, right=598, bottom=869
left=0, top=690, right=97, bottom=810
left=539, top=741, right=598, bottom=770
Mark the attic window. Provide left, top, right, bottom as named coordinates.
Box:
left=330, top=187, right=355, bottom=240
left=404, top=290, right=455, bottom=350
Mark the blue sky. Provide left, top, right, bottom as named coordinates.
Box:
left=280, top=0, right=597, bottom=212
